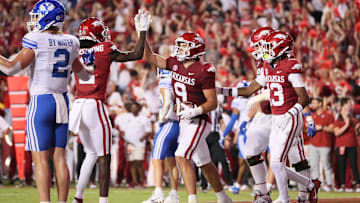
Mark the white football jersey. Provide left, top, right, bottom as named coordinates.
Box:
left=22, top=32, right=80, bottom=96
left=157, top=68, right=177, bottom=120
left=231, top=96, right=249, bottom=125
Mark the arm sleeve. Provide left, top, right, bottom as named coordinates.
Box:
left=288, top=73, right=305, bottom=87
left=223, top=113, right=239, bottom=137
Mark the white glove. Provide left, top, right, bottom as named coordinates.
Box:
left=178, top=103, right=203, bottom=120
left=134, top=9, right=152, bottom=33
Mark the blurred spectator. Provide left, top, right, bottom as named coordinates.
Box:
left=334, top=98, right=360, bottom=192
left=115, top=101, right=152, bottom=187
left=308, top=97, right=335, bottom=191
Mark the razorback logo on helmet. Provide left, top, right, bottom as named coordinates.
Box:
left=78, top=17, right=110, bottom=43
left=272, top=33, right=287, bottom=40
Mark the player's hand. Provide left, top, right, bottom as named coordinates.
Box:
left=178, top=103, right=203, bottom=120
left=81, top=49, right=95, bottom=66
left=239, top=121, right=248, bottom=135
left=307, top=123, right=317, bottom=138
left=134, top=9, right=152, bottom=33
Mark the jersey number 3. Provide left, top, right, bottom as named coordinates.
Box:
left=269, top=83, right=284, bottom=106
left=52, top=49, right=69, bottom=78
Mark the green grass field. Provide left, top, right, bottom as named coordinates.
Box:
left=0, top=185, right=360, bottom=203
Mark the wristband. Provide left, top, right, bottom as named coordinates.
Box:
left=288, top=103, right=303, bottom=115
left=232, top=87, right=238, bottom=97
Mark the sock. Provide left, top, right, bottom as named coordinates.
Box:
left=154, top=187, right=162, bottom=194
left=215, top=190, right=227, bottom=200
left=188, top=194, right=197, bottom=203
left=75, top=152, right=97, bottom=199
left=99, top=196, right=108, bottom=203
left=234, top=182, right=240, bottom=188
left=285, top=167, right=309, bottom=186
left=271, top=161, right=289, bottom=201
left=298, top=168, right=311, bottom=199
left=266, top=183, right=273, bottom=193
left=249, top=161, right=268, bottom=194
left=169, top=189, right=177, bottom=196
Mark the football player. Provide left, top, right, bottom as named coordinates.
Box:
left=142, top=68, right=180, bottom=203
left=141, top=10, right=232, bottom=203
left=218, top=31, right=321, bottom=203
left=70, top=15, right=150, bottom=203
left=0, top=0, right=93, bottom=202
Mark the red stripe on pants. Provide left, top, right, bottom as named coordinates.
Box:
left=101, top=101, right=112, bottom=155
left=281, top=113, right=299, bottom=162
left=280, top=114, right=296, bottom=162
left=189, top=120, right=207, bottom=159
left=96, top=100, right=106, bottom=156
left=184, top=119, right=203, bottom=159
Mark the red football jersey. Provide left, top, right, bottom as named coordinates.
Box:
left=261, top=58, right=302, bottom=115
left=75, top=41, right=116, bottom=101
left=166, top=57, right=216, bottom=116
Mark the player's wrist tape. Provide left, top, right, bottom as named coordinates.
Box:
left=244, top=116, right=250, bottom=122
left=232, top=87, right=238, bottom=97
left=288, top=103, right=303, bottom=115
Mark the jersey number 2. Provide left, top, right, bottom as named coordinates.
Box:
left=52, top=49, right=69, bottom=78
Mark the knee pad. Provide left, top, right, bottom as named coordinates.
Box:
left=247, top=154, right=263, bottom=166
left=292, top=160, right=310, bottom=172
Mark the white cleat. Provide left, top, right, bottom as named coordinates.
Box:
left=272, top=199, right=290, bottom=203
left=142, top=191, right=164, bottom=203
left=164, top=193, right=179, bottom=203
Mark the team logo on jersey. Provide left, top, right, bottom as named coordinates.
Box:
left=207, top=66, right=216, bottom=72
left=172, top=65, right=178, bottom=71
left=39, top=2, right=55, bottom=11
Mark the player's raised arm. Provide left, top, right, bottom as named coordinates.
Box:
left=110, top=10, right=151, bottom=62
left=144, top=39, right=167, bottom=69
left=0, top=48, right=35, bottom=75
left=110, top=31, right=147, bottom=62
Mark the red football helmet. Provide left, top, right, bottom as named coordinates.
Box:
left=262, top=31, right=293, bottom=62
left=78, top=17, right=110, bottom=43
left=249, top=27, right=274, bottom=60
left=172, top=32, right=205, bottom=61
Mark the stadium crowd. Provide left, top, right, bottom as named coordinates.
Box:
left=1, top=0, right=360, bottom=194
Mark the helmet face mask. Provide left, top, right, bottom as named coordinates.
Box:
left=249, top=27, right=274, bottom=61
left=27, top=0, right=65, bottom=32
left=171, top=32, right=205, bottom=62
